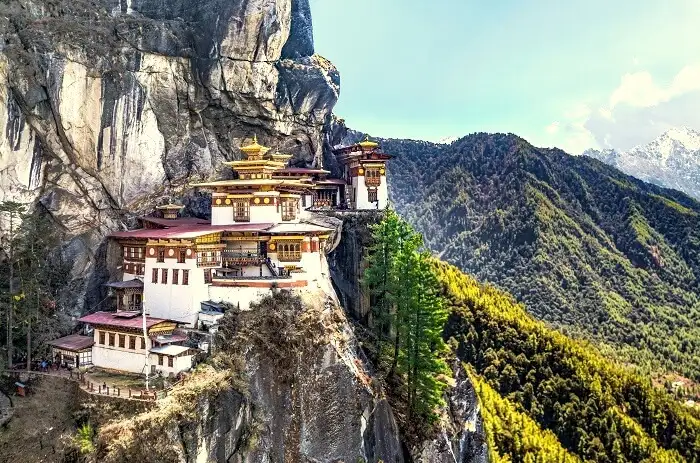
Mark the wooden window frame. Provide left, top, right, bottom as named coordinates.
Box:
left=99, top=331, right=105, bottom=345
left=277, top=242, right=302, bottom=262
left=129, top=336, right=136, bottom=350
left=233, top=201, right=250, bottom=222
left=157, top=248, right=165, bottom=263
left=119, top=334, right=126, bottom=348
left=152, top=268, right=158, bottom=284
left=281, top=200, right=298, bottom=221
left=158, top=355, right=164, bottom=366
left=161, top=268, right=168, bottom=284
left=182, top=269, right=189, bottom=285
left=168, top=356, right=174, bottom=368
left=172, top=269, right=179, bottom=285
left=204, top=269, right=212, bottom=284
left=365, top=168, right=381, bottom=187
left=140, top=337, right=146, bottom=350
left=108, top=333, right=115, bottom=347
left=178, top=249, right=187, bottom=264
left=368, top=189, right=378, bottom=203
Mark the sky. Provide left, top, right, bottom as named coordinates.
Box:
left=309, top=0, right=700, bottom=154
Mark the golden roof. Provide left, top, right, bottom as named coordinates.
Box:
left=156, top=203, right=184, bottom=211
left=191, top=179, right=310, bottom=189
left=358, top=135, right=379, bottom=149
left=240, top=135, right=271, bottom=156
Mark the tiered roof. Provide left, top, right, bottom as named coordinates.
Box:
left=193, top=136, right=308, bottom=190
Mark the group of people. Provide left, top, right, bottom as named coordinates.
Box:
left=33, top=357, right=73, bottom=373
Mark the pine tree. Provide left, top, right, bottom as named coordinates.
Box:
left=364, top=211, right=451, bottom=425
left=0, top=200, right=25, bottom=368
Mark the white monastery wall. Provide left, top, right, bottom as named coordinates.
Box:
left=93, top=345, right=148, bottom=374
left=143, top=256, right=207, bottom=327
left=211, top=206, right=233, bottom=225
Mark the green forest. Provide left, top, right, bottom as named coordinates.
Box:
left=362, top=211, right=700, bottom=462
left=379, top=133, right=700, bottom=381
left=436, top=260, right=700, bottom=462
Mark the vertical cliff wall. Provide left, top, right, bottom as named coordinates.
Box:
left=329, top=214, right=489, bottom=463
left=0, top=0, right=339, bottom=310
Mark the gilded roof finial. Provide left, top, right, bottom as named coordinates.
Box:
left=253, top=134, right=258, bottom=144
left=359, top=134, right=379, bottom=149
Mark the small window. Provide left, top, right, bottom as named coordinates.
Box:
left=140, top=337, right=146, bottom=350
left=368, top=189, right=378, bottom=203
left=204, top=269, right=212, bottom=284
left=161, top=268, right=168, bottom=284
left=152, top=268, right=158, bottom=284
left=129, top=336, right=136, bottom=350
left=109, top=333, right=115, bottom=347
left=168, top=357, right=174, bottom=368
left=178, top=249, right=186, bottom=263
left=282, top=199, right=297, bottom=221
left=158, top=355, right=164, bottom=366
left=182, top=270, right=189, bottom=285
left=173, top=269, right=179, bottom=285
left=233, top=201, right=250, bottom=222
left=119, top=334, right=125, bottom=348
left=157, top=248, right=165, bottom=262
left=99, top=331, right=105, bottom=345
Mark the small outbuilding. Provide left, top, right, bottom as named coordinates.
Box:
left=149, top=345, right=198, bottom=377
left=47, top=334, right=95, bottom=368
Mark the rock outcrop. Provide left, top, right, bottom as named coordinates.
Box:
left=0, top=0, right=339, bottom=311
left=95, top=292, right=405, bottom=463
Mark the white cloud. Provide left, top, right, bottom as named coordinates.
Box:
left=608, top=64, right=700, bottom=110
left=541, top=105, right=598, bottom=155
left=546, top=122, right=560, bottom=134
left=548, top=63, right=700, bottom=153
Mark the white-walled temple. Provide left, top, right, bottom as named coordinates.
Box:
left=55, top=136, right=392, bottom=377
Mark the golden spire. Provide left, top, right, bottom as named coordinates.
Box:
left=359, top=135, right=379, bottom=150
left=240, top=135, right=270, bottom=157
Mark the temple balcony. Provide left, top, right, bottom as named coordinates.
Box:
left=197, top=258, right=222, bottom=268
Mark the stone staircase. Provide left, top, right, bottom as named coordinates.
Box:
left=0, top=390, right=13, bottom=427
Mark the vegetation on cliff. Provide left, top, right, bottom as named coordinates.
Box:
left=435, top=261, right=700, bottom=462
left=0, top=203, right=71, bottom=369
left=363, top=211, right=700, bottom=461
left=384, top=133, right=700, bottom=381
left=363, top=211, right=450, bottom=429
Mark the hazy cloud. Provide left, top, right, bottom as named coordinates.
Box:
left=546, top=64, right=700, bottom=153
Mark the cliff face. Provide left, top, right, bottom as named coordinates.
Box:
left=0, top=0, right=339, bottom=309
left=329, top=215, right=489, bottom=463
left=96, top=292, right=406, bottom=463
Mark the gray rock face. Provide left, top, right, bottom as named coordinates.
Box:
left=125, top=297, right=406, bottom=463
left=0, top=0, right=339, bottom=311
left=329, top=214, right=489, bottom=463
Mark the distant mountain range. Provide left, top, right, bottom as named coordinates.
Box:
left=584, top=127, right=700, bottom=199
left=372, top=132, right=700, bottom=381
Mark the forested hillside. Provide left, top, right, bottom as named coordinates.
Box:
left=380, top=133, right=700, bottom=380
left=360, top=211, right=700, bottom=462
left=435, top=261, right=700, bottom=462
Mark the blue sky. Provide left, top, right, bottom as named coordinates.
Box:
left=309, top=0, right=700, bottom=153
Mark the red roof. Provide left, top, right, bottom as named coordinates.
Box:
left=110, top=223, right=275, bottom=240
left=78, top=311, right=180, bottom=330
left=140, top=217, right=210, bottom=228
left=48, top=334, right=94, bottom=351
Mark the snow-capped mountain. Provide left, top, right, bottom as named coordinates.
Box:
left=583, top=127, right=700, bottom=200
